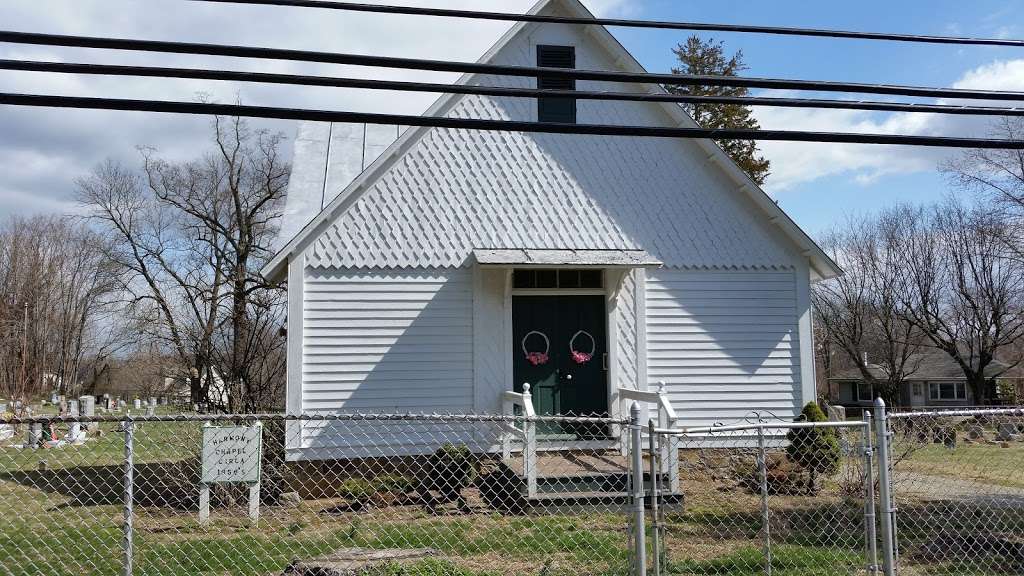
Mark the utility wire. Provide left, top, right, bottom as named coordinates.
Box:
left=3, top=31, right=1024, bottom=102
left=6, top=59, right=1024, bottom=117
left=189, top=0, right=1024, bottom=48
left=2, top=92, right=1022, bottom=149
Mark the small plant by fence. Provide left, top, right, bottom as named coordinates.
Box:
left=0, top=402, right=1022, bottom=575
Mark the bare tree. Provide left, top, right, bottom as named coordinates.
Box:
left=894, top=201, right=1024, bottom=404
left=78, top=115, right=289, bottom=411
left=812, top=215, right=925, bottom=405
left=0, top=216, right=123, bottom=403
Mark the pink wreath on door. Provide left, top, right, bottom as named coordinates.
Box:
left=521, top=330, right=550, bottom=366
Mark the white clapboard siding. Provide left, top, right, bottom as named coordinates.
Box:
left=296, top=268, right=474, bottom=458
left=646, top=270, right=802, bottom=427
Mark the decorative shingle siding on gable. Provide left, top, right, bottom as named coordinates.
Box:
left=306, top=22, right=799, bottom=272
left=646, top=269, right=803, bottom=426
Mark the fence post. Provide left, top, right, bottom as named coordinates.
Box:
left=756, top=425, right=772, bottom=576
left=630, top=403, right=647, bottom=576
left=648, top=420, right=662, bottom=576
left=122, top=418, right=135, bottom=576
left=522, top=384, right=537, bottom=498
left=873, top=398, right=896, bottom=576
left=862, top=412, right=879, bottom=575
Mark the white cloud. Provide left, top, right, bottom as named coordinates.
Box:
left=2, top=0, right=632, bottom=217
left=756, top=59, right=1024, bottom=193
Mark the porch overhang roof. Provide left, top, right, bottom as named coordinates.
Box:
left=472, top=248, right=663, bottom=268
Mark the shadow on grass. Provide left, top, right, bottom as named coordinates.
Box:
left=1, top=460, right=199, bottom=508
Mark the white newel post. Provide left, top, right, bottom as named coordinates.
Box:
left=657, top=382, right=680, bottom=493
left=522, top=383, right=537, bottom=498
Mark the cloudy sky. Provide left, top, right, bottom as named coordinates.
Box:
left=1, top=0, right=1023, bottom=233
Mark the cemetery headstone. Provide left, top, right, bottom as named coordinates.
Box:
left=995, top=423, right=1019, bottom=442
left=133, top=398, right=142, bottom=410
left=199, top=422, right=263, bottom=524
left=827, top=405, right=847, bottom=422
left=967, top=425, right=986, bottom=441
left=27, top=423, right=42, bottom=448
left=68, top=400, right=85, bottom=445
left=80, top=395, right=97, bottom=432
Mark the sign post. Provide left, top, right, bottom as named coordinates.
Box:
left=199, top=421, right=263, bottom=525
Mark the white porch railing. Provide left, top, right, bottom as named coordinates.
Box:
left=500, top=383, right=538, bottom=498
left=617, top=382, right=680, bottom=493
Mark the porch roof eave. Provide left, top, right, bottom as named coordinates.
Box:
left=472, top=248, right=663, bottom=269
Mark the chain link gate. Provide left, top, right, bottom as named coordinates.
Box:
left=649, top=417, right=878, bottom=576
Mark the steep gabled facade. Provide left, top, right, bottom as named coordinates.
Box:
left=264, top=0, right=839, bottom=459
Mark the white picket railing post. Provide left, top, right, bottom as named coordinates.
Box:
left=522, top=383, right=537, bottom=498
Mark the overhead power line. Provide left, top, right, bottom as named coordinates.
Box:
left=3, top=31, right=1024, bottom=102
left=189, top=0, right=1024, bottom=48
left=6, top=59, right=1024, bottom=118
left=2, top=92, right=1022, bottom=149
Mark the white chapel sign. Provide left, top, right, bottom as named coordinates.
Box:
left=199, top=422, right=263, bottom=524
left=201, top=425, right=262, bottom=483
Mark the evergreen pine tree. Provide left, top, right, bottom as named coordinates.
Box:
left=669, top=36, right=771, bottom=185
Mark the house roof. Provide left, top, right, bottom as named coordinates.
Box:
left=262, top=0, right=840, bottom=283
left=830, top=348, right=1015, bottom=381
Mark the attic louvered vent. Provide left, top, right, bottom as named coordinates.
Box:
left=537, top=45, right=576, bottom=124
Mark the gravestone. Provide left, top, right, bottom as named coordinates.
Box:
left=967, top=425, right=986, bottom=441
left=27, top=423, right=42, bottom=448
left=133, top=398, right=142, bottom=410
left=68, top=400, right=85, bottom=445
left=0, top=402, right=12, bottom=441
left=995, top=423, right=1019, bottom=442
left=80, top=396, right=97, bottom=432
left=145, top=402, right=156, bottom=417
left=50, top=392, right=58, bottom=404
left=827, top=405, right=847, bottom=422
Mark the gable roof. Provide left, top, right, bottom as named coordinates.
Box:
left=830, top=348, right=1016, bottom=381
left=262, top=0, right=840, bottom=283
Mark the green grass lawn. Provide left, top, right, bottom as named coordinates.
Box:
left=897, top=440, right=1024, bottom=490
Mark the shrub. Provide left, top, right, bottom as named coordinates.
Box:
left=338, top=474, right=414, bottom=510
left=416, top=443, right=478, bottom=513
left=786, top=402, right=842, bottom=495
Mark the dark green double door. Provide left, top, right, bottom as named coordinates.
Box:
left=513, top=295, right=608, bottom=436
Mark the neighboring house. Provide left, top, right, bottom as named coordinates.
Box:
left=263, top=0, right=840, bottom=460
left=829, top=348, right=1017, bottom=409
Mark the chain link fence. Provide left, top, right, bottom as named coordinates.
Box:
left=1, top=412, right=640, bottom=576
left=887, top=408, right=1024, bottom=575
left=1, top=404, right=1022, bottom=575
left=650, top=419, right=875, bottom=576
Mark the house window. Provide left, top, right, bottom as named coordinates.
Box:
left=912, top=382, right=923, bottom=396
left=855, top=382, right=873, bottom=403
left=537, top=45, right=576, bottom=123
left=928, top=381, right=967, bottom=401
left=513, top=269, right=603, bottom=290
